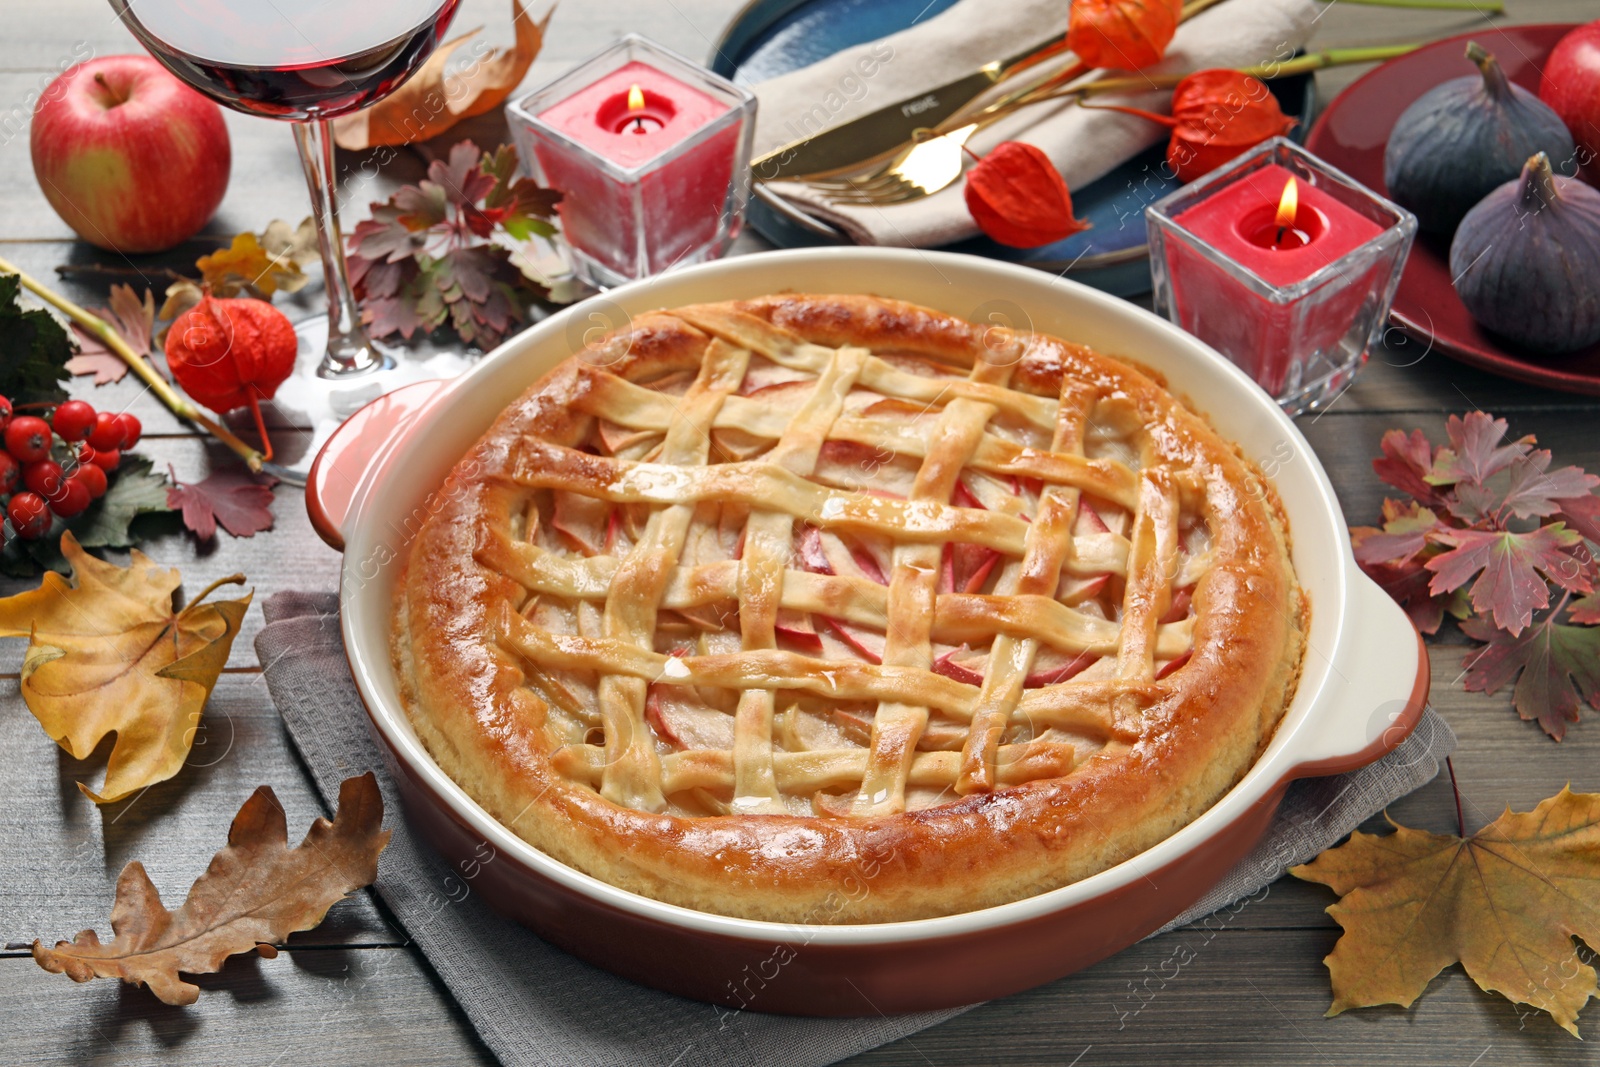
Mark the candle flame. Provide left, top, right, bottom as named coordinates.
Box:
left=1275, top=178, right=1299, bottom=231
left=627, top=84, right=645, bottom=112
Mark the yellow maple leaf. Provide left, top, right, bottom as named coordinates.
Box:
left=195, top=227, right=310, bottom=299
left=0, top=533, right=251, bottom=803
left=1291, top=786, right=1600, bottom=1036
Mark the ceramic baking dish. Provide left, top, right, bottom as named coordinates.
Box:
left=306, top=248, right=1429, bottom=1016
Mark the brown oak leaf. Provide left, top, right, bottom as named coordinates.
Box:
left=166, top=466, right=279, bottom=540
left=66, top=283, right=155, bottom=384
left=33, top=773, right=389, bottom=1005
left=1291, top=787, right=1600, bottom=1035
left=0, top=533, right=251, bottom=802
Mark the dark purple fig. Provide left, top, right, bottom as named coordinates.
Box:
left=1384, top=42, right=1575, bottom=234
left=1450, top=152, right=1600, bottom=354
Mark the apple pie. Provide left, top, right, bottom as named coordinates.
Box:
left=392, top=293, right=1307, bottom=923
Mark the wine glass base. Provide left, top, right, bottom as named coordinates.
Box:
left=267, top=314, right=477, bottom=477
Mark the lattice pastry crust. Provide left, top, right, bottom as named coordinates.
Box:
left=393, top=294, right=1307, bottom=923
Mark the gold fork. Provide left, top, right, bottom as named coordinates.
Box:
left=805, top=0, right=1231, bottom=208
left=805, top=74, right=1083, bottom=206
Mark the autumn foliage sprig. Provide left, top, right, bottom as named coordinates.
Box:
left=346, top=141, right=561, bottom=350
left=1352, top=412, right=1600, bottom=739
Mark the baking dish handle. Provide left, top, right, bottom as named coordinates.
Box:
left=306, top=379, right=450, bottom=553
left=1284, top=571, right=1432, bottom=779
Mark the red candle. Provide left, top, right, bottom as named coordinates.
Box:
left=535, top=60, right=740, bottom=279
left=1166, top=163, right=1386, bottom=394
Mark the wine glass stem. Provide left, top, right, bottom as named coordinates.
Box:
left=292, top=118, right=382, bottom=377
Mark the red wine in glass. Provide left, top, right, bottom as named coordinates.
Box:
left=111, top=0, right=463, bottom=459
left=112, top=0, right=461, bottom=120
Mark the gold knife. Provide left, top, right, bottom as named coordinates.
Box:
left=752, top=32, right=1070, bottom=183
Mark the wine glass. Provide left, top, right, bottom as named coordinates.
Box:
left=109, top=0, right=463, bottom=458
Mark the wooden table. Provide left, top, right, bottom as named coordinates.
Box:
left=3, top=2, right=1597, bottom=1063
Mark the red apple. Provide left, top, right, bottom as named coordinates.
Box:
left=30, top=55, right=230, bottom=253
left=1541, top=20, right=1600, bottom=184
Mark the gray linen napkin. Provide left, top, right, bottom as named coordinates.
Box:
left=256, top=591, right=1455, bottom=1067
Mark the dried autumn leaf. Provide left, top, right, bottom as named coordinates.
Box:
left=167, top=466, right=279, bottom=540
left=964, top=141, right=1091, bottom=248
left=1291, top=787, right=1600, bottom=1035
left=331, top=0, right=550, bottom=150
left=0, top=532, right=251, bottom=803
left=1067, top=0, right=1182, bottom=71
left=196, top=228, right=311, bottom=299
left=66, top=283, right=154, bottom=384
left=259, top=216, right=318, bottom=276
left=33, top=773, right=389, bottom=1005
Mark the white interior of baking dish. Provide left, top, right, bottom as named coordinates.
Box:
left=337, top=248, right=1420, bottom=945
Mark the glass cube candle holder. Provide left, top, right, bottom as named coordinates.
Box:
left=1145, top=137, right=1417, bottom=415
left=506, top=35, right=757, bottom=289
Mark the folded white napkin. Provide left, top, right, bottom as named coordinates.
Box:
left=754, top=0, right=1322, bottom=247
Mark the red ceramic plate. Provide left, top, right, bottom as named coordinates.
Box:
left=1306, top=24, right=1600, bottom=395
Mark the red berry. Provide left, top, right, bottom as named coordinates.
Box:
left=23, top=460, right=65, bottom=500
left=114, top=412, right=142, bottom=450
left=5, top=415, right=53, bottom=463
left=89, top=447, right=121, bottom=473
left=0, top=394, right=12, bottom=433
left=8, top=492, right=51, bottom=539
left=52, top=400, right=97, bottom=442
left=50, top=478, right=92, bottom=519
left=0, top=451, right=17, bottom=495
left=87, top=411, right=123, bottom=451
left=69, top=462, right=108, bottom=499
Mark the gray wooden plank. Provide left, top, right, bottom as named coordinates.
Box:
left=0, top=946, right=495, bottom=1067
left=843, top=926, right=1590, bottom=1066
left=0, top=673, right=397, bottom=947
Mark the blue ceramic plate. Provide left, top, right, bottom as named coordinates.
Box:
left=710, top=0, right=1314, bottom=295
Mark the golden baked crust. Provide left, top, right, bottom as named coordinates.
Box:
left=392, top=293, right=1306, bottom=923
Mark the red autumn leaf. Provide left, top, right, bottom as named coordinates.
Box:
left=66, top=284, right=155, bottom=385
left=1426, top=524, right=1591, bottom=635
left=167, top=467, right=279, bottom=541
left=1461, top=613, right=1600, bottom=740
left=1497, top=450, right=1600, bottom=520
left=1573, top=594, right=1600, bottom=626
left=1558, top=491, right=1600, bottom=543
left=1068, top=0, right=1182, bottom=71
left=1425, top=411, right=1533, bottom=488
left=1372, top=427, right=1446, bottom=508
left=965, top=141, right=1091, bottom=248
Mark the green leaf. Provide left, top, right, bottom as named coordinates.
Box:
left=74, top=455, right=175, bottom=549
left=0, top=456, right=176, bottom=577
left=0, top=273, right=74, bottom=405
